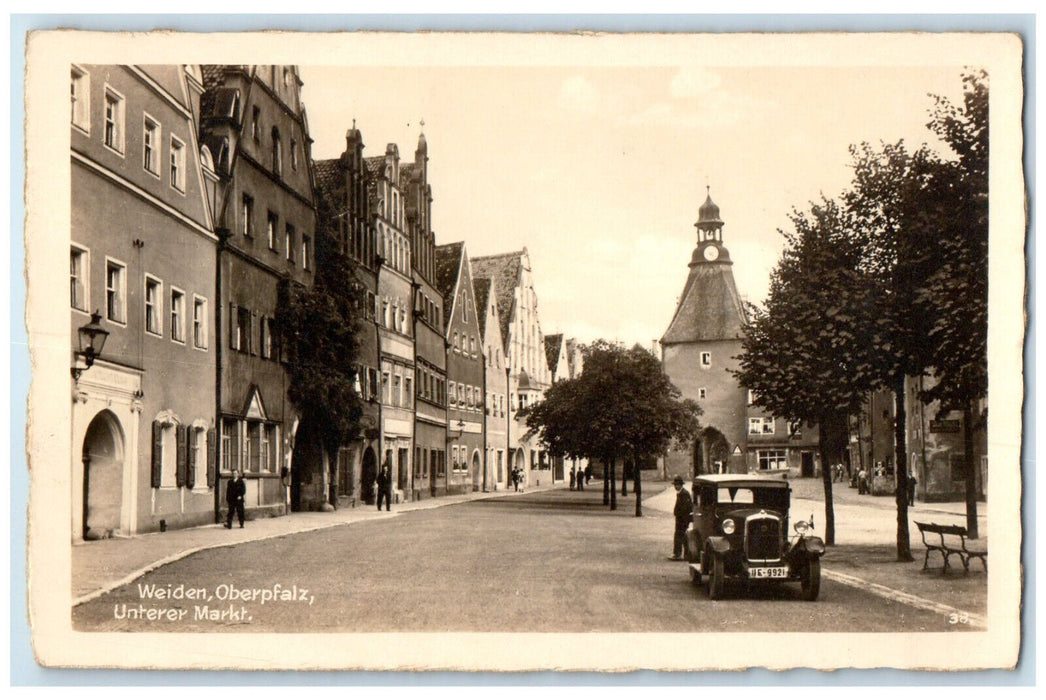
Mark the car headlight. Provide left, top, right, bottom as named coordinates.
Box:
left=794, top=520, right=810, bottom=534
left=722, top=519, right=736, bottom=535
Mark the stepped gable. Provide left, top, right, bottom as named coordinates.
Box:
left=471, top=251, right=524, bottom=348
left=544, top=334, right=563, bottom=373
left=473, top=277, right=492, bottom=336
left=434, top=242, right=465, bottom=331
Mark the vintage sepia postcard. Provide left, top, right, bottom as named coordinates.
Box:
left=24, top=29, right=1025, bottom=672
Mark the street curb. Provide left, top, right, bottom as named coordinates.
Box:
left=823, top=568, right=986, bottom=629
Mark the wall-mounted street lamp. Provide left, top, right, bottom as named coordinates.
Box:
left=72, top=311, right=110, bottom=381
left=448, top=419, right=466, bottom=437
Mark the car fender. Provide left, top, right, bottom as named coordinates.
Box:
left=706, top=536, right=731, bottom=556
left=797, top=536, right=825, bottom=557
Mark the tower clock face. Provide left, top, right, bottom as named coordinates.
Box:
left=703, top=245, right=720, bottom=261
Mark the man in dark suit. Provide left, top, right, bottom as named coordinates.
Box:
left=376, top=464, right=391, bottom=511
left=225, top=470, right=246, bottom=529
left=670, top=475, right=693, bottom=561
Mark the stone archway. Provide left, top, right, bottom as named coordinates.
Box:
left=81, top=410, right=125, bottom=540
left=695, top=427, right=731, bottom=475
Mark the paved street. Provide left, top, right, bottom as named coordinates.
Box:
left=73, top=482, right=984, bottom=634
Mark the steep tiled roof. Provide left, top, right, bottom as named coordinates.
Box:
left=200, top=65, right=226, bottom=92
left=434, top=242, right=465, bottom=330
left=544, top=334, right=563, bottom=374
left=363, top=156, right=384, bottom=178
left=312, top=159, right=342, bottom=198
left=661, top=262, right=747, bottom=344
left=473, top=277, right=492, bottom=337
left=471, top=251, right=523, bottom=348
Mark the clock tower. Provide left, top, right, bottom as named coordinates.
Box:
left=661, top=186, right=748, bottom=478
left=692, top=186, right=731, bottom=266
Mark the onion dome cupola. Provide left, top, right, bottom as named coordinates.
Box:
left=691, top=186, right=731, bottom=267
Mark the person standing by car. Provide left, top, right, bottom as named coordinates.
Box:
left=225, top=470, right=246, bottom=529
left=670, top=476, right=693, bottom=561
left=376, top=464, right=391, bottom=511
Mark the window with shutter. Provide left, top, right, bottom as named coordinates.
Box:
left=206, top=428, right=217, bottom=488
left=151, top=421, right=162, bottom=488
left=186, top=427, right=197, bottom=489
left=176, top=424, right=187, bottom=487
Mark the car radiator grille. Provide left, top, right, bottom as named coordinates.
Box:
left=745, top=515, right=781, bottom=561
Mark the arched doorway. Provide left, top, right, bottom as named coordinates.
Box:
left=471, top=450, right=481, bottom=491
left=81, top=410, right=124, bottom=540
left=695, top=427, right=731, bottom=475
left=360, top=447, right=378, bottom=505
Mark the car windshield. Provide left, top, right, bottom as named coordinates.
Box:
left=716, top=486, right=788, bottom=510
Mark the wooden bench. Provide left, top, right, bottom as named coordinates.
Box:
left=914, top=521, right=987, bottom=574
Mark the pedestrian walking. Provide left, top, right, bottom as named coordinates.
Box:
left=512, top=468, right=520, bottom=492
left=376, top=464, right=392, bottom=511
left=576, top=467, right=584, bottom=491
left=569, top=467, right=576, bottom=491
left=225, top=470, right=246, bottom=529
left=585, top=465, right=592, bottom=485
left=669, top=476, right=693, bottom=561
left=857, top=467, right=868, bottom=495
left=908, top=472, right=918, bottom=506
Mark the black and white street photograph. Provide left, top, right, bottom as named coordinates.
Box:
left=23, top=29, right=1024, bottom=672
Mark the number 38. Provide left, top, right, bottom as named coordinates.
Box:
left=948, top=611, right=970, bottom=625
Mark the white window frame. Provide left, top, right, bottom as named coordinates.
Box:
left=144, top=275, right=163, bottom=337
left=757, top=449, right=788, bottom=471
left=169, top=287, right=186, bottom=344
left=302, top=234, right=311, bottom=271
left=160, top=421, right=177, bottom=489
left=142, top=113, right=161, bottom=176
left=698, top=387, right=707, bottom=400
left=747, top=390, right=756, bottom=405
left=102, top=85, right=125, bottom=155
left=170, top=135, right=186, bottom=192
left=748, top=417, right=775, bottom=436
left=241, top=193, right=254, bottom=238
left=104, top=257, right=127, bottom=326
left=700, top=351, right=712, bottom=367
left=192, top=295, right=208, bottom=350
left=70, top=244, right=90, bottom=314
left=267, top=211, right=278, bottom=250
left=71, top=65, right=90, bottom=133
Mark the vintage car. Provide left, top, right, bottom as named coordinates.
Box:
left=684, top=474, right=824, bottom=600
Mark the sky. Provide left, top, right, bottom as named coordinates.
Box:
left=299, top=63, right=965, bottom=348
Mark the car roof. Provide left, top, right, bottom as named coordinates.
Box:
left=693, top=473, right=790, bottom=489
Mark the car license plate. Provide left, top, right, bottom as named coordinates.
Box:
left=749, top=566, right=788, bottom=579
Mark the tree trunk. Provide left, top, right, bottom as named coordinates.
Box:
left=634, top=451, right=643, bottom=517
left=817, top=412, right=846, bottom=546
left=964, top=401, right=979, bottom=539
left=893, top=377, right=913, bottom=562
left=610, top=459, right=617, bottom=511
left=621, top=460, right=629, bottom=497
left=602, top=458, right=610, bottom=506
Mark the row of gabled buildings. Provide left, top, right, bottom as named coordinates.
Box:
left=312, top=128, right=584, bottom=509
left=70, top=64, right=581, bottom=541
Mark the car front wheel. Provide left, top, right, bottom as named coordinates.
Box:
left=800, top=558, right=821, bottom=601
left=708, top=554, right=725, bottom=600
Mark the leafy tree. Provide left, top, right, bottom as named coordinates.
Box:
left=276, top=196, right=365, bottom=505
left=915, top=70, right=989, bottom=537
left=734, top=197, right=884, bottom=545
left=521, top=341, right=701, bottom=515
left=842, top=139, right=943, bottom=561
